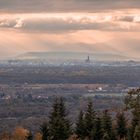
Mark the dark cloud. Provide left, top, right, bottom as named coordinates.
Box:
left=118, top=16, right=134, bottom=22
left=0, top=13, right=140, bottom=33
left=0, top=0, right=140, bottom=13
left=21, top=19, right=114, bottom=32
left=0, top=18, right=126, bottom=32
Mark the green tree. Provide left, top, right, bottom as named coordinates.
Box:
left=116, top=112, right=127, bottom=140
left=40, top=122, right=49, bottom=140
left=127, top=128, right=132, bottom=140
left=131, top=103, right=140, bottom=139
left=101, top=110, right=115, bottom=140
left=84, top=101, right=96, bottom=139
left=125, top=88, right=140, bottom=140
left=94, top=117, right=103, bottom=140
left=133, top=124, right=140, bottom=140
left=102, top=132, right=110, bottom=140
left=75, top=110, right=86, bottom=140
left=49, top=98, right=71, bottom=140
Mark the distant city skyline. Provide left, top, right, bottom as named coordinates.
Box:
left=0, top=0, right=140, bottom=60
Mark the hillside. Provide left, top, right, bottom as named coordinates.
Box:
left=17, top=52, right=130, bottom=61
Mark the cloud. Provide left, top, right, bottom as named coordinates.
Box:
left=0, top=11, right=140, bottom=33
left=14, top=18, right=24, bottom=28
left=117, top=16, right=134, bottom=22
left=0, top=2, right=140, bottom=60
left=0, top=0, right=140, bottom=13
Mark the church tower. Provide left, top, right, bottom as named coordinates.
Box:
left=85, top=55, right=90, bottom=63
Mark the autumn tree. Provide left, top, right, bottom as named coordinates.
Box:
left=0, top=131, right=10, bottom=140
left=12, top=127, right=28, bottom=140
left=26, top=130, right=33, bottom=140
left=34, top=132, right=42, bottom=140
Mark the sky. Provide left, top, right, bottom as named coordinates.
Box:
left=0, top=0, right=140, bottom=59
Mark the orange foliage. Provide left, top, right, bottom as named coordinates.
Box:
left=0, top=131, right=10, bottom=140
left=11, top=126, right=28, bottom=140
left=34, top=132, right=42, bottom=140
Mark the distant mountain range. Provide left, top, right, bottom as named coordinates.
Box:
left=17, top=52, right=131, bottom=61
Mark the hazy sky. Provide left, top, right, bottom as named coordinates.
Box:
left=0, top=0, right=140, bottom=59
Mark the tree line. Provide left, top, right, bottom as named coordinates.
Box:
left=0, top=88, right=140, bottom=140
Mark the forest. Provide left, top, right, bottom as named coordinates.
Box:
left=0, top=65, right=140, bottom=86
left=0, top=88, right=140, bottom=140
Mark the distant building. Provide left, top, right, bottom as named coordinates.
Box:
left=85, top=56, right=90, bottom=63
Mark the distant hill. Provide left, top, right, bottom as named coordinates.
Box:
left=17, top=52, right=130, bottom=61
